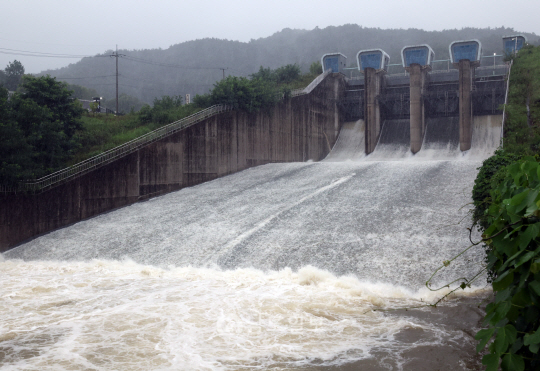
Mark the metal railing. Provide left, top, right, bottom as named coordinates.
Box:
left=2, top=104, right=232, bottom=193
left=343, top=54, right=509, bottom=79
left=501, top=60, right=513, bottom=148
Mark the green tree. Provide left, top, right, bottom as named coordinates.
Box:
left=310, top=61, right=322, bottom=75
left=249, top=64, right=302, bottom=85
left=6, top=75, right=85, bottom=178
left=4, top=60, right=25, bottom=91
left=250, top=66, right=274, bottom=81
left=274, top=64, right=301, bottom=84
left=16, top=75, right=84, bottom=138
left=138, top=95, right=184, bottom=124
left=0, top=69, right=6, bottom=87
left=0, top=87, right=33, bottom=186
left=472, top=149, right=521, bottom=231
left=89, top=101, right=99, bottom=116
left=208, top=76, right=279, bottom=112
left=192, top=93, right=212, bottom=109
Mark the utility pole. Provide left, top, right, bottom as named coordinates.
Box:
left=110, top=45, right=125, bottom=115
left=219, top=67, right=227, bottom=79
left=116, top=45, right=119, bottom=114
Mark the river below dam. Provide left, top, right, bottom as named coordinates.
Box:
left=1, top=118, right=500, bottom=370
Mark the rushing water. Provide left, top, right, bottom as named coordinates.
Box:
left=1, top=117, right=501, bottom=370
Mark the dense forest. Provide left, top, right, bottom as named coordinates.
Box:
left=39, top=25, right=539, bottom=108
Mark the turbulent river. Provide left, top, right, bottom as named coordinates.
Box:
left=1, top=117, right=501, bottom=370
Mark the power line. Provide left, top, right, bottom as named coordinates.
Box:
left=57, top=74, right=117, bottom=80
left=0, top=50, right=95, bottom=58
left=0, top=47, right=94, bottom=58
left=0, top=37, right=110, bottom=48
left=0, top=47, right=111, bottom=59
left=74, top=83, right=117, bottom=87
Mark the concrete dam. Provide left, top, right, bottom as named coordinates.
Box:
left=0, top=37, right=517, bottom=369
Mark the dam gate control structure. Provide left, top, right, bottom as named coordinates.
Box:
left=336, top=38, right=517, bottom=154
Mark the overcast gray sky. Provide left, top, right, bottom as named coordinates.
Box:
left=1, top=0, right=538, bottom=73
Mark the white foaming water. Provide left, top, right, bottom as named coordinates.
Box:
left=5, top=160, right=486, bottom=288
left=0, top=260, right=489, bottom=371
left=1, top=116, right=501, bottom=370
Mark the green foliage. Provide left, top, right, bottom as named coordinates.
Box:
left=0, top=74, right=85, bottom=185
left=250, top=66, right=274, bottom=81
left=310, top=61, right=322, bottom=76
left=194, top=64, right=306, bottom=113
left=273, top=64, right=301, bottom=84
left=3, top=60, right=25, bottom=91
left=89, top=101, right=99, bottom=115
left=70, top=96, right=200, bottom=164
left=16, top=75, right=84, bottom=138
left=503, top=45, right=540, bottom=155
left=139, top=95, right=186, bottom=124
left=474, top=158, right=540, bottom=370
left=250, top=64, right=302, bottom=86
left=102, top=93, right=146, bottom=114
left=72, top=114, right=144, bottom=163
left=194, top=75, right=279, bottom=113
left=473, top=149, right=522, bottom=230
left=192, top=93, right=212, bottom=109
left=472, top=46, right=540, bottom=370
left=0, top=87, right=33, bottom=186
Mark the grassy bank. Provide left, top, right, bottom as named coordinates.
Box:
left=71, top=102, right=201, bottom=164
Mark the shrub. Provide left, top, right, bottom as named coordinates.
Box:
left=475, top=158, right=540, bottom=371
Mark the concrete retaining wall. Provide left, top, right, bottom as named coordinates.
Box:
left=0, top=74, right=345, bottom=252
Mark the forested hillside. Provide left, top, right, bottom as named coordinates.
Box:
left=39, top=25, right=539, bottom=106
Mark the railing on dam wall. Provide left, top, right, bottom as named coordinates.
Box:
left=0, top=104, right=232, bottom=194
left=345, top=55, right=509, bottom=81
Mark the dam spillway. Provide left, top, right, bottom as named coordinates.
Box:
left=1, top=117, right=501, bottom=370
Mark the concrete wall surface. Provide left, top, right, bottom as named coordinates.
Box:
left=0, top=74, right=345, bottom=252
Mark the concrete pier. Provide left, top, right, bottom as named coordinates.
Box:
left=364, top=67, right=384, bottom=154
left=408, top=64, right=428, bottom=153
left=458, top=59, right=473, bottom=151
